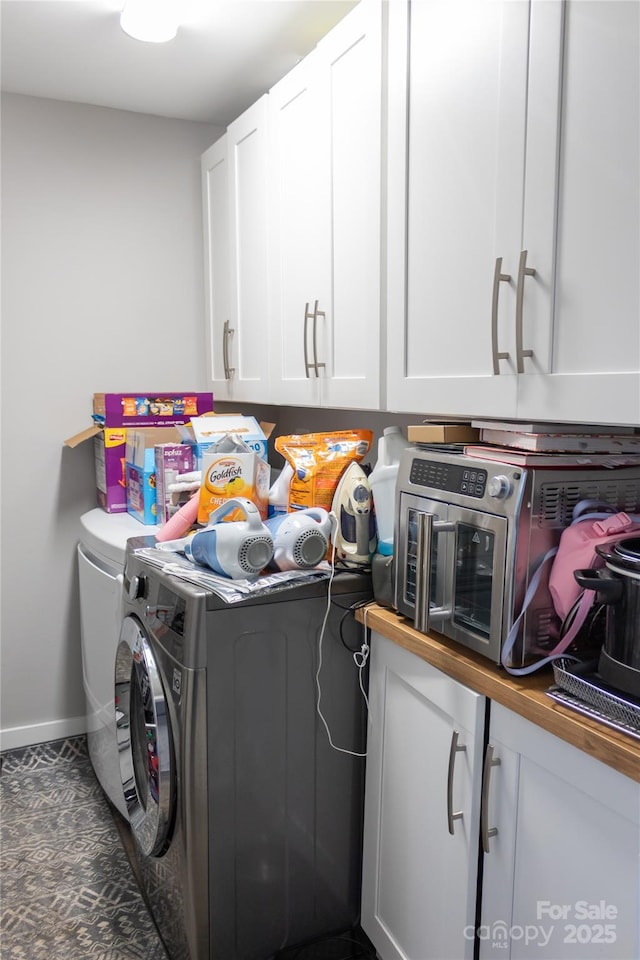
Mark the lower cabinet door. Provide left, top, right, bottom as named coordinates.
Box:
left=480, top=703, right=640, bottom=960
left=361, top=632, right=486, bottom=960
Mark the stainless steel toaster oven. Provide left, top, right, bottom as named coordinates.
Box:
left=394, top=449, right=640, bottom=666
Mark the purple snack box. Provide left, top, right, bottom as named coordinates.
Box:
left=91, top=393, right=212, bottom=513
left=94, top=392, right=214, bottom=427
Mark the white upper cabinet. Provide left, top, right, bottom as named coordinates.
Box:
left=202, top=134, right=231, bottom=391
left=267, top=50, right=328, bottom=408
left=517, top=0, right=640, bottom=425
left=267, top=0, right=382, bottom=409
left=386, top=0, right=525, bottom=419
left=386, top=0, right=640, bottom=426
left=202, top=97, right=270, bottom=403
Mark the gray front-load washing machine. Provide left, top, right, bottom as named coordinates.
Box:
left=115, top=539, right=372, bottom=960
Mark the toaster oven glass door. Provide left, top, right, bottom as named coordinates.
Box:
left=450, top=511, right=507, bottom=653
left=396, top=496, right=449, bottom=618
left=396, top=494, right=507, bottom=661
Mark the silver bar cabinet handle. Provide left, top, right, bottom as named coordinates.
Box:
left=481, top=743, right=501, bottom=853
left=491, top=257, right=511, bottom=374
left=304, top=302, right=316, bottom=377
left=313, top=301, right=326, bottom=375
left=447, top=730, right=467, bottom=835
left=222, top=320, right=235, bottom=380
left=515, top=249, right=535, bottom=373
left=414, top=514, right=454, bottom=634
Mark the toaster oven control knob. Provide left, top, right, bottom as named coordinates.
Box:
left=487, top=475, right=512, bottom=500
left=127, top=574, right=146, bottom=601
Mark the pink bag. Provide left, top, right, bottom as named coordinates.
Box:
left=502, top=502, right=640, bottom=675
left=548, top=511, right=640, bottom=621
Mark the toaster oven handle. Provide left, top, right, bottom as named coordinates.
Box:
left=415, top=513, right=454, bottom=634
left=415, top=513, right=433, bottom=633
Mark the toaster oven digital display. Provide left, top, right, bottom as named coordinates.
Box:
left=409, top=458, right=488, bottom=498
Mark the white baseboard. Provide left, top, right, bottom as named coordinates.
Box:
left=0, top=715, right=87, bottom=752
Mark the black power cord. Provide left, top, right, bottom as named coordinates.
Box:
left=330, top=597, right=372, bottom=653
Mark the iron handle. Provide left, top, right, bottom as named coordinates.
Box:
left=481, top=743, right=501, bottom=853
left=491, top=257, right=511, bottom=374
left=222, top=320, right=235, bottom=380
left=447, top=730, right=467, bottom=835
left=515, top=249, right=535, bottom=373
left=414, top=514, right=454, bottom=634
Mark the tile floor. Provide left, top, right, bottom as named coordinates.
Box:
left=0, top=735, right=376, bottom=960
left=0, top=736, right=168, bottom=960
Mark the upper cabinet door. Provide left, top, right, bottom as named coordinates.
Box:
left=267, top=50, right=329, bottom=408
left=316, top=0, right=382, bottom=410
left=225, top=95, right=271, bottom=403
left=387, top=0, right=639, bottom=426
left=517, top=0, right=640, bottom=426
left=201, top=99, right=270, bottom=403
left=386, top=0, right=527, bottom=418
left=202, top=135, right=231, bottom=393
left=268, top=0, right=383, bottom=409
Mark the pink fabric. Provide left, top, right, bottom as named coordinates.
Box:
left=548, top=512, right=638, bottom=621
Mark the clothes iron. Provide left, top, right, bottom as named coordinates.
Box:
left=330, top=462, right=377, bottom=567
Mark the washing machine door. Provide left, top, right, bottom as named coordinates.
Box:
left=115, top=615, right=174, bottom=857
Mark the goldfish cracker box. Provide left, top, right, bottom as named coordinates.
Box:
left=198, top=434, right=271, bottom=523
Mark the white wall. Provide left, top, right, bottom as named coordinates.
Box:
left=0, top=93, right=221, bottom=749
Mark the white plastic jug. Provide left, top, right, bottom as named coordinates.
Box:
left=268, top=462, right=294, bottom=518
left=368, top=427, right=410, bottom=550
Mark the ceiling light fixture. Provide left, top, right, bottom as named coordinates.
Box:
left=120, top=0, right=180, bottom=44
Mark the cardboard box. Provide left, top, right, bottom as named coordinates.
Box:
left=94, top=392, right=213, bottom=427
left=125, top=428, right=186, bottom=525
left=155, top=443, right=197, bottom=526
left=189, top=414, right=272, bottom=465
left=407, top=423, right=480, bottom=444
left=95, top=428, right=128, bottom=513
left=198, top=438, right=271, bottom=523
left=64, top=392, right=212, bottom=513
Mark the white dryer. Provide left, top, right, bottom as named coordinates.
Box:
left=78, top=508, right=144, bottom=817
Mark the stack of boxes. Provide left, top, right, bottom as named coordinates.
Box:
left=65, top=396, right=274, bottom=528
left=64, top=393, right=214, bottom=522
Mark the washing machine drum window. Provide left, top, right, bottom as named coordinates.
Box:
left=115, top=615, right=174, bottom=857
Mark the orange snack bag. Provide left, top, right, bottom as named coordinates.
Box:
left=274, top=430, right=373, bottom=512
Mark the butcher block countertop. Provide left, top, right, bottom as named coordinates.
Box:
left=357, top=603, right=640, bottom=783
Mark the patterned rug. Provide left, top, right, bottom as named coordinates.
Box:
left=0, top=736, right=168, bottom=960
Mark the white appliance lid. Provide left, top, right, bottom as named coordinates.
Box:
left=80, top=508, right=146, bottom=567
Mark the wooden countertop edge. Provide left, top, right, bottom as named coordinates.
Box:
left=356, top=603, right=640, bottom=783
